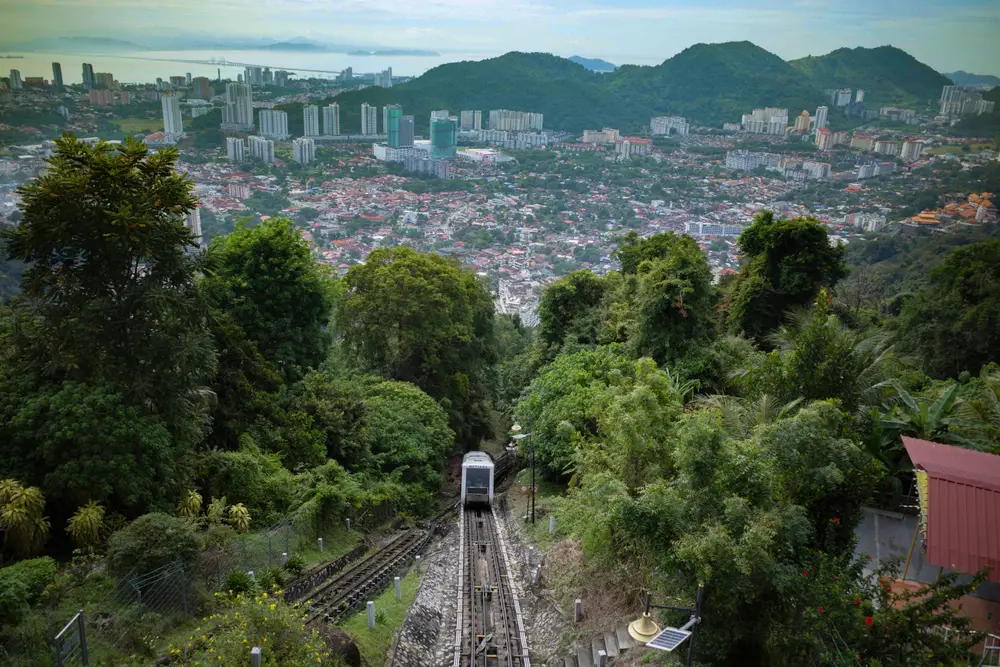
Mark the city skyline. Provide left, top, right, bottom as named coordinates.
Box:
left=1, top=0, right=998, bottom=73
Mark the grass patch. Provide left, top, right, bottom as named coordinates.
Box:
left=338, top=568, right=421, bottom=666
left=111, top=118, right=163, bottom=134
left=508, top=468, right=566, bottom=551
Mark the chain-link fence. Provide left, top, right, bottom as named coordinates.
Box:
left=6, top=497, right=406, bottom=666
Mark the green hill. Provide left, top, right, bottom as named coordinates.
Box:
left=610, top=41, right=826, bottom=128
left=331, top=43, right=948, bottom=134
left=790, top=46, right=950, bottom=107
left=333, top=52, right=623, bottom=134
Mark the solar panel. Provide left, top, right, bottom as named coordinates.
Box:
left=646, top=627, right=692, bottom=652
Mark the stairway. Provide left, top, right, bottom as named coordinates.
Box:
left=561, top=624, right=638, bottom=667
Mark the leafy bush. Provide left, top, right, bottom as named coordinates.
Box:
left=0, top=557, right=57, bottom=602
left=224, top=570, right=257, bottom=595
left=257, top=566, right=286, bottom=591
left=283, top=554, right=306, bottom=576
left=106, top=513, right=201, bottom=577
left=170, top=591, right=333, bottom=666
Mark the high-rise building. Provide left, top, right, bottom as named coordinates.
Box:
left=192, top=77, right=211, bottom=100
left=226, top=137, right=245, bottom=162
left=51, top=62, right=63, bottom=90
left=873, top=140, right=900, bottom=156
left=900, top=139, right=924, bottom=161
left=185, top=72, right=192, bottom=84
left=82, top=63, right=95, bottom=91
left=303, top=105, right=320, bottom=137
left=650, top=116, right=689, bottom=136
left=292, top=137, right=316, bottom=164
left=94, top=72, right=115, bottom=89
left=833, top=88, right=852, bottom=106
left=248, top=136, right=275, bottom=163
left=940, top=85, right=995, bottom=116
left=323, top=103, right=341, bottom=136
left=221, top=83, right=254, bottom=131
left=474, top=110, right=482, bottom=131
left=340, top=67, right=353, bottom=84
left=855, top=89, right=865, bottom=104
left=118, top=91, right=132, bottom=105
left=274, top=70, right=290, bottom=88
left=169, top=75, right=186, bottom=88
left=88, top=89, right=114, bottom=106
left=374, top=68, right=393, bottom=88
left=398, top=115, right=415, bottom=148
left=815, top=127, right=835, bottom=150
left=814, top=106, right=829, bottom=130
left=361, top=102, right=378, bottom=135
left=161, top=92, right=184, bottom=143
left=385, top=105, right=402, bottom=147
left=794, top=110, right=811, bottom=134
left=186, top=208, right=203, bottom=247
left=460, top=110, right=475, bottom=130
left=488, top=109, right=544, bottom=131
left=259, top=110, right=289, bottom=139
left=8, top=70, right=22, bottom=90
left=244, top=66, right=263, bottom=87
left=851, top=134, right=874, bottom=151
left=430, top=117, right=457, bottom=158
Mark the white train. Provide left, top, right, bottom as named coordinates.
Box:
left=461, top=451, right=495, bottom=506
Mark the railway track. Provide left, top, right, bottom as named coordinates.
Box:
left=453, top=505, right=531, bottom=667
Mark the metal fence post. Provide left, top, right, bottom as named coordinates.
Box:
left=395, top=576, right=401, bottom=601
left=78, top=610, right=89, bottom=665
left=133, top=579, right=143, bottom=618
left=318, top=537, right=323, bottom=553
left=367, top=601, right=375, bottom=628
left=574, top=599, right=582, bottom=622
left=250, top=646, right=262, bottom=667
left=346, top=518, right=351, bottom=534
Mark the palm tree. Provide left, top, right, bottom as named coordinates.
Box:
left=0, top=479, right=50, bottom=556
left=177, top=490, right=203, bottom=518
left=694, top=394, right=804, bottom=438
left=67, top=501, right=105, bottom=552
left=227, top=503, right=251, bottom=533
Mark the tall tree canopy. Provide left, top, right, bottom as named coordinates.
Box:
left=206, top=218, right=334, bottom=376
left=896, top=240, right=1000, bottom=378
left=339, top=247, right=496, bottom=448
left=728, top=212, right=847, bottom=342
left=1, top=135, right=215, bottom=441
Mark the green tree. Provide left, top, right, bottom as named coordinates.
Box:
left=728, top=212, right=847, bottom=342
left=896, top=240, right=1000, bottom=378
left=515, top=345, right=684, bottom=483
left=207, top=218, right=333, bottom=375
left=536, top=270, right=607, bottom=359
left=0, top=480, right=50, bottom=557
left=1, top=135, right=215, bottom=446
left=105, top=512, right=201, bottom=577
left=340, top=247, right=496, bottom=447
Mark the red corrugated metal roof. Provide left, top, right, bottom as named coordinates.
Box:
left=903, top=437, right=1000, bottom=582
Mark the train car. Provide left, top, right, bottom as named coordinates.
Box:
left=461, top=451, right=495, bottom=506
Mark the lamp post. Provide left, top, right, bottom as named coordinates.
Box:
left=511, top=424, right=534, bottom=524
left=628, top=584, right=704, bottom=667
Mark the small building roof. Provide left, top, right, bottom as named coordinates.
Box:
left=903, top=436, right=1000, bottom=582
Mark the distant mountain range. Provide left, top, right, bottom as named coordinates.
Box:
left=332, top=42, right=951, bottom=133
left=945, top=71, right=1000, bottom=86
left=0, top=35, right=438, bottom=56
left=568, top=56, right=617, bottom=72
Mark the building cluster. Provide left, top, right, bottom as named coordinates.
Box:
left=292, top=137, right=316, bottom=164
left=582, top=128, right=621, bottom=144
left=840, top=212, right=887, bottom=232
left=614, top=137, right=652, bottom=160
left=724, top=149, right=830, bottom=181
left=856, top=160, right=896, bottom=179
left=260, top=110, right=290, bottom=139
left=488, top=109, right=544, bottom=132
left=459, top=110, right=484, bottom=130
left=650, top=116, right=690, bottom=136
left=939, top=85, right=995, bottom=117
left=740, top=107, right=789, bottom=135
left=221, top=83, right=254, bottom=131
left=903, top=192, right=997, bottom=227
left=878, top=107, right=917, bottom=124
left=374, top=68, right=393, bottom=88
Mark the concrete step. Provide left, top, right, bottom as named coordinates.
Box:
left=603, top=631, right=620, bottom=658
left=577, top=644, right=595, bottom=667
left=592, top=635, right=606, bottom=665
left=616, top=625, right=635, bottom=652
left=564, top=656, right=579, bottom=667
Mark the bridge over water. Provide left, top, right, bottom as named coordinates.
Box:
left=89, top=53, right=344, bottom=77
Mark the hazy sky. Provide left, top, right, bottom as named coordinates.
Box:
left=3, top=0, right=999, bottom=72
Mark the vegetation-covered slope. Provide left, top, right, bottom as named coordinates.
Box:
left=790, top=45, right=951, bottom=107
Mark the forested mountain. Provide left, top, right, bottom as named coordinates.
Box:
left=335, top=42, right=947, bottom=132
left=946, top=70, right=1000, bottom=86
left=789, top=46, right=951, bottom=107
left=610, top=41, right=825, bottom=129
left=567, top=55, right=617, bottom=72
